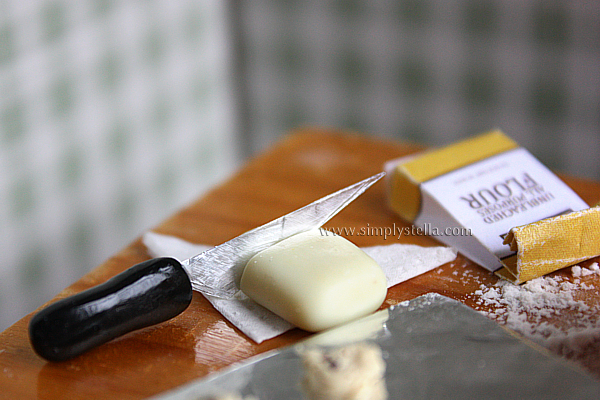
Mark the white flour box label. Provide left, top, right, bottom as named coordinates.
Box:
left=385, top=130, right=589, bottom=280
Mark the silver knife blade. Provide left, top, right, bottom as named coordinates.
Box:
left=181, top=172, right=385, bottom=299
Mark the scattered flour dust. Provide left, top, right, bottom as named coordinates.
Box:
left=473, top=263, right=600, bottom=363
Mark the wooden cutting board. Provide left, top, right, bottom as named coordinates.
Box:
left=2, top=128, right=600, bottom=399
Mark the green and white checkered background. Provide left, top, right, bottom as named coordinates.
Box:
left=237, top=0, right=600, bottom=176
left=2, top=0, right=599, bottom=332
left=0, top=0, right=238, bottom=330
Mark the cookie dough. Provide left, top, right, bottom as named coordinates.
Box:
left=300, top=342, right=388, bottom=400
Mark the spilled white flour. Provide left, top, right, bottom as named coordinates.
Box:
left=473, top=263, right=600, bottom=362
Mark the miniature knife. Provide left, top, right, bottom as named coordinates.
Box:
left=28, top=172, right=385, bottom=362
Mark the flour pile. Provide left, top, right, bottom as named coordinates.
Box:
left=473, top=263, right=600, bottom=362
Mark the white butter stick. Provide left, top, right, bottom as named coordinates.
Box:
left=240, top=229, right=388, bottom=332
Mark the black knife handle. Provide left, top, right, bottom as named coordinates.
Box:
left=28, top=257, right=192, bottom=362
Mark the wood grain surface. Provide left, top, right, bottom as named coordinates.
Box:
left=1, top=128, right=599, bottom=399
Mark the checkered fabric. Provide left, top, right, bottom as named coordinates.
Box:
left=237, top=0, right=600, bottom=178
left=0, top=0, right=238, bottom=330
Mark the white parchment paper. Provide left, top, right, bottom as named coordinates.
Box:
left=143, top=232, right=457, bottom=343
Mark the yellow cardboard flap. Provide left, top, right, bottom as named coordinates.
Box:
left=499, top=207, right=600, bottom=283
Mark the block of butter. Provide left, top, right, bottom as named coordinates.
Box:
left=385, top=130, right=591, bottom=282
left=240, top=229, right=388, bottom=332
